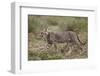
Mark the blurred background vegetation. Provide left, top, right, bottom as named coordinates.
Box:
left=28, top=15, right=88, bottom=60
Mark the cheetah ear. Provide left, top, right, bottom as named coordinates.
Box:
left=44, top=27, right=48, bottom=32
left=44, top=27, right=48, bottom=35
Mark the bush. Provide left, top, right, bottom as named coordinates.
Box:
left=47, top=19, right=58, bottom=26
left=28, top=16, right=41, bottom=33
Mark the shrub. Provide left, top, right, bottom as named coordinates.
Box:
left=47, top=19, right=58, bottom=26
left=28, top=16, right=41, bottom=33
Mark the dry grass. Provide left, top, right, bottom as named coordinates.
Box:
left=28, top=32, right=88, bottom=60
